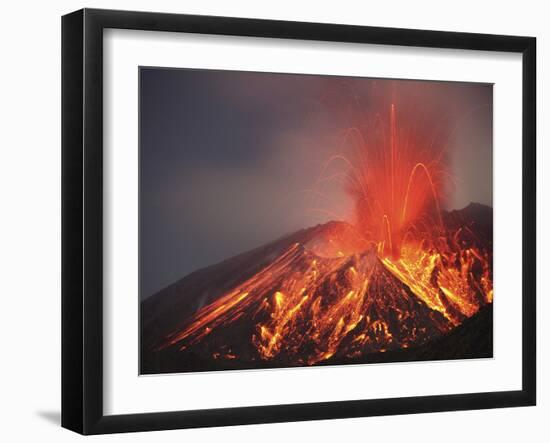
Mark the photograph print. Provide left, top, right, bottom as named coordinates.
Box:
left=139, top=68, right=493, bottom=375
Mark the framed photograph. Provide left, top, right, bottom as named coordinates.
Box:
left=62, top=8, right=536, bottom=434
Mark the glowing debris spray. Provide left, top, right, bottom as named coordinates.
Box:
left=157, top=101, right=493, bottom=365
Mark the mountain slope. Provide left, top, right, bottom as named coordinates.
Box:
left=141, top=203, right=493, bottom=374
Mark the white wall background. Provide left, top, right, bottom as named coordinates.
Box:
left=0, top=1, right=545, bottom=441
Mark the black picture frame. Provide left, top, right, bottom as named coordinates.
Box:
left=62, top=8, right=536, bottom=435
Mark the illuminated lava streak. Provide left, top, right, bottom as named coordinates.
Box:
left=156, top=103, right=493, bottom=366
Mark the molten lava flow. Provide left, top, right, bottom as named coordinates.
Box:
left=155, top=103, right=493, bottom=367
left=382, top=235, right=492, bottom=325
left=160, top=243, right=452, bottom=364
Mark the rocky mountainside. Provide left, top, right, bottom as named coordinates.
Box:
left=141, top=203, right=493, bottom=374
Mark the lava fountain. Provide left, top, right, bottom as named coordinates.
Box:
left=314, top=103, right=450, bottom=259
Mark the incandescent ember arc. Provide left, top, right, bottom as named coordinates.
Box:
left=140, top=67, right=493, bottom=374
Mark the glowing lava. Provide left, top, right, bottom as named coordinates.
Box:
left=154, top=103, right=493, bottom=367
left=160, top=242, right=453, bottom=364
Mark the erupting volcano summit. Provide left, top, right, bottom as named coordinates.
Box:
left=141, top=98, right=493, bottom=374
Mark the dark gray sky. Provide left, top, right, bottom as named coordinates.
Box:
left=140, top=67, right=492, bottom=299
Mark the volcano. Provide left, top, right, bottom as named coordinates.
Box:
left=141, top=202, right=493, bottom=374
